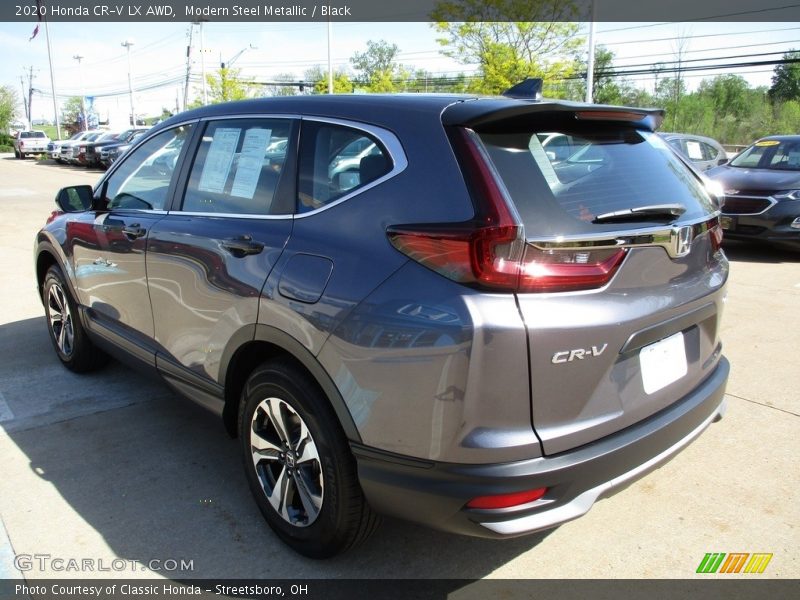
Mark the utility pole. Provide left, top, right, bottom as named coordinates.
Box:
left=200, top=22, right=207, bottom=105
left=43, top=18, right=62, bottom=139
left=73, top=54, right=87, bottom=131
left=585, top=0, right=597, bottom=103
left=183, top=24, right=194, bottom=111
left=20, top=76, right=29, bottom=128
left=26, top=66, right=35, bottom=130
left=121, top=40, right=136, bottom=126
left=327, top=20, right=333, bottom=94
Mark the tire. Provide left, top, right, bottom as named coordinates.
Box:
left=239, top=359, right=379, bottom=558
left=42, top=265, right=108, bottom=373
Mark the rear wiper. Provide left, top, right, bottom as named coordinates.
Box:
left=592, top=204, right=686, bottom=224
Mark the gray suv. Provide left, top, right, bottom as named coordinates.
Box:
left=35, top=92, right=729, bottom=558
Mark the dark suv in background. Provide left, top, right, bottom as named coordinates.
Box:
left=35, top=89, right=729, bottom=558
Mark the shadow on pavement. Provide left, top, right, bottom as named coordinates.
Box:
left=0, top=317, right=546, bottom=580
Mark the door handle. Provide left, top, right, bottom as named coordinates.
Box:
left=221, top=235, right=265, bottom=257
left=122, top=223, right=146, bottom=239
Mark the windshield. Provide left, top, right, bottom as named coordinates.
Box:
left=477, top=125, right=715, bottom=237
left=729, top=138, right=800, bottom=171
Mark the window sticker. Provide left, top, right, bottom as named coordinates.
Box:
left=686, top=141, right=703, bottom=160
left=231, top=128, right=272, bottom=199
left=198, top=127, right=241, bottom=193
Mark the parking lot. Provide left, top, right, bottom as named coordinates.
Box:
left=0, top=154, right=798, bottom=580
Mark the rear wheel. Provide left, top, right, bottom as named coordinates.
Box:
left=43, top=266, right=108, bottom=372
left=239, top=359, right=379, bottom=558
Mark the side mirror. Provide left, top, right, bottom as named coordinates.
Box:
left=55, top=185, right=94, bottom=212
left=717, top=157, right=728, bottom=166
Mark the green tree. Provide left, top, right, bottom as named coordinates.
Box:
left=350, top=40, right=400, bottom=85
left=431, top=0, right=584, bottom=94
left=0, top=85, right=18, bottom=133
left=190, top=68, right=253, bottom=107
left=768, top=50, right=800, bottom=103
left=263, top=73, right=300, bottom=97
left=59, top=96, right=84, bottom=134
left=304, top=66, right=354, bottom=94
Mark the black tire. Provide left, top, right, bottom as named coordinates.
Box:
left=42, top=265, right=108, bottom=373
left=239, top=359, right=379, bottom=558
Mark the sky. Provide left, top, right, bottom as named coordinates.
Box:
left=0, top=20, right=797, bottom=129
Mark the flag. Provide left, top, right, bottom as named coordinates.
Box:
left=29, top=0, right=43, bottom=41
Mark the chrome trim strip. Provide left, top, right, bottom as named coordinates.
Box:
left=526, top=214, right=720, bottom=259
left=721, top=195, right=777, bottom=216
left=168, top=211, right=291, bottom=220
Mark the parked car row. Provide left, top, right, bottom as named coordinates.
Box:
left=46, top=128, right=149, bottom=168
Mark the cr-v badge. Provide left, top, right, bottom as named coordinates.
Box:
left=552, top=344, right=608, bottom=364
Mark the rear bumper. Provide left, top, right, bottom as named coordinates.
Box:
left=354, top=356, right=729, bottom=538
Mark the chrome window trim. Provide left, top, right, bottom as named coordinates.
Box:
left=293, top=116, right=408, bottom=219
left=721, top=195, right=777, bottom=216
left=527, top=213, right=721, bottom=259
left=168, top=211, right=290, bottom=220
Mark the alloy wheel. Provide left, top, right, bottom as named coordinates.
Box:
left=250, top=397, right=324, bottom=527
left=47, top=283, right=74, bottom=357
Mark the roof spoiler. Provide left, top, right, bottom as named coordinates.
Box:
left=502, top=78, right=543, bottom=100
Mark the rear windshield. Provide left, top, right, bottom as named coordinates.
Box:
left=477, top=124, right=716, bottom=237
left=729, top=138, right=800, bottom=171
left=21, top=131, right=46, bottom=138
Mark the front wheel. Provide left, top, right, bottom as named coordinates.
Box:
left=239, top=359, right=379, bottom=558
left=42, top=266, right=108, bottom=372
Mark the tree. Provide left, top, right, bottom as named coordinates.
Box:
left=304, top=66, right=354, bottom=94
left=769, top=50, right=800, bottom=103
left=190, top=68, right=253, bottom=107
left=0, top=85, right=18, bottom=133
left=60, top=96, right=84, bottom=134
left=431, top=0, right=584, bottom=94
left=350, top=40, right=401, bottom=85
left=261, top=73, right=300, bottom=97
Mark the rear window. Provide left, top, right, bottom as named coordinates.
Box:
left=21, top=131, right=46, bottom=139
left=477, top=124, right=716, bottom=237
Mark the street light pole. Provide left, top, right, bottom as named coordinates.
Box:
left=121, top=40, right=136, bottom=126
left=73, top=54, right=87, bottom=131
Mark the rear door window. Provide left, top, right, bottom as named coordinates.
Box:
left=477, top=125, right=716, bottom=237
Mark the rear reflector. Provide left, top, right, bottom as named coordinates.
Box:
left=466, top=488, right=548, bottom=510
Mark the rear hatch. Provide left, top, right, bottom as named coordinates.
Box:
left=448, top=101, right=728, bottom=455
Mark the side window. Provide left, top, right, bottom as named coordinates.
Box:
left=103, top=124, right=193, bottom=211
left=298, top=122, right=391, bottom=212
left=700, top=142, right=718, bottom=161
left=181, top=119, right=292, bottom=215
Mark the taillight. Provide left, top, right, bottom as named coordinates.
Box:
left=708, top=218, right=724, bottom=252
left=387, top=128, right=627, bottom=293
left=466, top=487, right=548, bottom=510
left=19, top=141, right=24, bottom=147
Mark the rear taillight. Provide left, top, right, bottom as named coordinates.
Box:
left=709, top=218, right=724, bottom=252
left=387, top=128, right=627, bottom=293
left=466, top=487, right=548, bottom=510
